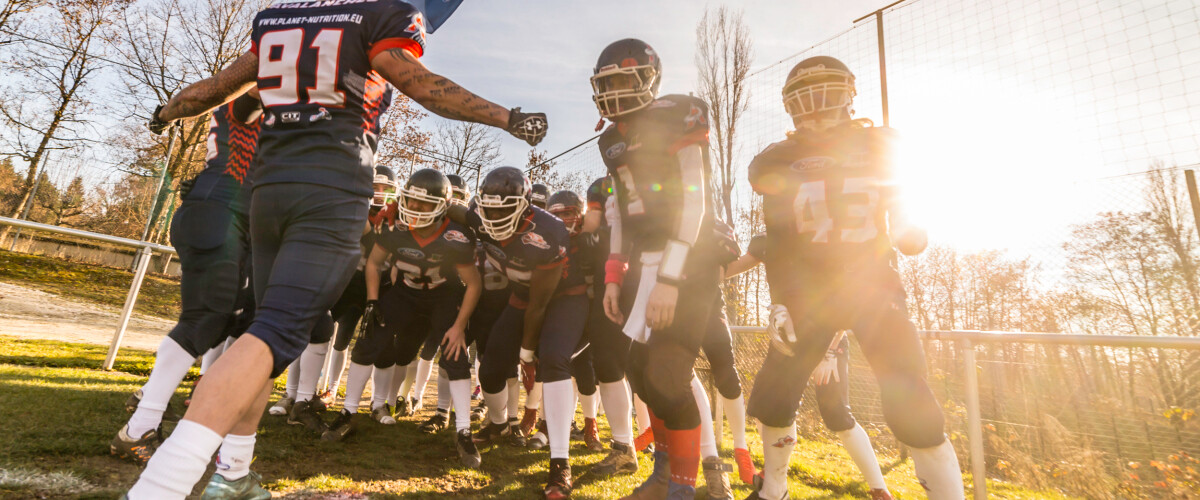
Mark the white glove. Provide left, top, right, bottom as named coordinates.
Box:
left=767, top=304, right=798, bottom=357
left=810, top=352, right=839, bottom=385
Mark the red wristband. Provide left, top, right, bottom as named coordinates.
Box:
left=605, top=254, right=628, bottom=285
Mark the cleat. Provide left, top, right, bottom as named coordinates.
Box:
left=518, top=407, right=539, bottom=437
left=419, top=412, right=449, bottom=433
left=200, top=470, right=271, bottom=500
left=472, top=384, right=482, bottom=400
left=582, top=417, right=603, bottom=451
left=526, top=419, right=548, bottom=449
left=702, top=456, right=734, bottom=499
left=322, top=409, right=355, bottom=442
left=110, top=424, right=163, bottom=465
left=570, top=419, right=583, bottom=441
left=184, top=374, right=202, bottom=407
left=372, top=403, right=396, bottom=425
left=620, top=449, right=669, bottom=499
left=317, top=389, right=336, bottom=407
left=634, top=428, right=655, bottom=453
left=869, top=488, right=894, bottom=500
left=473, top=421, right=507, bottom=446
left=590, top=441, right=639, bottom=477
left=268, top=396, right=294, bottom=416
left=666, top=481, right=696, bottom=500
left=287, top=399, right=327, bottom=433
left=470, top=405, right=486, bottom=423
left=408, top=396, right=422, bottom=414
left=544, top=458, right=572, bottom=499
left=124, top=389, right=142, bottom=413
left=456, top=429, right=482, bottom=469
left=734, top=448, right=756, bottom=484
left=310, top=397, right=327, bottom=413
left=504, top=422, right=529, bottom=447
left=395, top=397, right=413, bottom=417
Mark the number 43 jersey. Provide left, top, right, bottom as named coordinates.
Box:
left=748, top=124, right=900, bottom=280
left=250, top=0, right=425, bottom=198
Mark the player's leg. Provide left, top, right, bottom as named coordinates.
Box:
left=429, top=286, right=481, bottom=467
left=813, top=335, right=890, bottom=496
left=535, top=293, right=589, bottom=499
left=294, top=312, right=334, bottom=409
left=201, top=379, right=273, bottom=498
left=571, top=346, right=602, bottom=451
left=128, top=184, right=364, bottom=499
left=588, top=295, right=639, bottom=476
left=412, top=321, right=444, bottom=411
left=699, top=298, right=745, bottom=492
left=325, top=271, right=365, bottom=398
left=474, top=304, right=525, bottom=445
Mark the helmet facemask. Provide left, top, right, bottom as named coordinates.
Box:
left=372, top=181, right=398, bottom=208
left=549, top=204, right=584, bottom=236
left=782, top=65, right=856, bottom=131
left=449, top=186, right=470, bottom=206
left=398, top=185, right=448, bottom=228
left=591, top=65, right=659, bottom=119
left=477, top=194, right=529, bottom=241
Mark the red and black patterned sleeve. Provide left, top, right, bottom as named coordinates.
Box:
left=367, top=0, right=427, bottom=61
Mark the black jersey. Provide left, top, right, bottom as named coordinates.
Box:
left=190, top=102, right=261, bottom=212
left=249, top=0, right=423, bottom=197
left=561, top=232, right=600, bottom=294
left=748, top=124, right=899, bottom=290
left=375, top=219, right=476, bottom=290
left=598, top=94, right=714, bottom=254
left=467, top=206, right=568, bottom=304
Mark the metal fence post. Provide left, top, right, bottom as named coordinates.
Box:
left=103, top=246, right=154, bottom=370
left=962, top=339, right=986, bottom=499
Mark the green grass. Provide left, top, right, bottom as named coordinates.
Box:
left=0, top=249, right=181, bottom=320
left=0, top=336, right=1074, bottom=499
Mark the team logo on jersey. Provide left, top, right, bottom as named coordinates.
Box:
left=484, top=243, right=506, bottom=261
left=406, top=13, right=427, bottom=43
left=444, top=230, right=469, bottom=243
left=398, top=248, right=426, bottom=262
left=605, top=142, right=626, bottom=159
left=649, top=99, right=677, bottom=109
left=281, top=111, right=300, bottom=123
left=791, top=156, right=836, bottom=171
left=684, top=104, right=707, bottom=129
left=522, top=232, right=550, bottom=250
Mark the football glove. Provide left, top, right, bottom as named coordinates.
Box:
left=363, top=299, right=385, bottom=328
left=810, top=350, right=839, bottom=386
left=506, top=107, right=548, bottom=146
left=148, top=104, right=173, bottom=135
left=177, top=175, right=197, bottom=199
left=766, top=303, right=798, bottom=357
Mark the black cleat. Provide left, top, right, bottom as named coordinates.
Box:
left=110, top=424, right=164, bottom=465
left=288, top=399, right=327, bottom=434
left=470, top=405, right=486, bottom=423
left=322, top=409, right=355, bottom=442
left=569, top=419, right=583, bottom=441
left=456, top=429, right=481, bottom=469
left=419, top=411, right=449, bottom=433
left=473, top=421, right=507, bottom=446
left=504, top=422, right=529, bottom=447
left=544, top=458, right=572, bottom=499
left=124, top=390, right=142, bottom=413
left=395, top=397, right=412, bottom=417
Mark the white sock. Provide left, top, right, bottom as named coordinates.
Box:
left=413, top=357, right=434, bottom=402
left=371, top=366, right=395, bottom=410
left=691, top=376, right=718, bottom=459
left=396, top=363, right=418, bottom=402
left=128, top=337, right=196, bottom=437
left=127, top=420, right=223, bottom=500
left=296, top=342, right=328, bottom=402
left=199, top=344, right=224, bottom=375
left=483, top=389, right=508, bottom=425
left=544, top=379, right=574, bottom=460
left=760, top=424, right=797, bottom=500
left=327, top=348, right=348, bottom=397
left=215, top=433, right=255, bottom=481
left=723, top=395, right=748, bottom=450
left=837, top=423, right=887, bottom=490
left=579, top=391, right=598, bottom=419
left=507, top=377, right=521, bottom=420
left=599, top=381, right=633, bottom=445
left=450, top=379, right=472, bottom=431
left=285, top=358, right=300, bottom=399
left=388, top=363, right=406, bottom=407
left=910, top=439, right=965, bottom=500
left=634, top=393, right=651, bottom=435
left=343, top=362, right=372, bottom=413
left=528, top=381, right=543, bottom=410
left=437, top=370, right=451, bottom=410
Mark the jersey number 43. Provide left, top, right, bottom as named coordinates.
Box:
left=793, top=178, right=879, bottom=244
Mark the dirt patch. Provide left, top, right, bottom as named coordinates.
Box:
left=0, top=282, right=174, bottom=351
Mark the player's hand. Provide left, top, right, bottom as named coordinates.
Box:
left=603, top=282, right=624, bottom=324
left=148, top=104, right=173, bottom=135
left=441, top=324, right=467, bottom=361
left=364, top=299, right=385, bottom=328
left=810, top=353, right=839, bottom=385
left=506, top=107, right=547, bottom=146
left=519, top=348, right=538, bottom=392
left=767, top=303, right=797, bottom=357
left=646, top=282, right=678, bottom=330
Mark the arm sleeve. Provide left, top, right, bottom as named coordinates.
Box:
left=367, top=0, right=427, bottom=61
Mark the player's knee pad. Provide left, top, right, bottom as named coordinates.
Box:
left=878, top=375, right=946, bottom=448
left=332, top=318, right=356, bottom=351
left=201, top=260, right=241, bottom=313
left=640, top=343, right=701, bottom=429
left=309, top=312, right=334, bottom=344
left=816, top=395, right=856, bottom=433
left=710, top=363, right=742, bottom=400
left=537, top=351, right=573, bottom=384
left=419, top=334, right=440, bottom=361
left=478, top=360, right=509, bottom=394
left=439, top=355, right=472, bottom=381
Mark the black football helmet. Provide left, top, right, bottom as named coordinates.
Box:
left=531, top=183, right=550, bottom=209
left=477, top=167, right=532, bottom=240
left=782, top=56, right=856, bottom=130
left=446, top=174, right=470, bottom=206
left=591, top=38, right=662, bottom=119
left=398, top=168, right=451, bottom=228
left=372, top=165, right=398, bottom=208
left=547, top=190, right=585, bottom=236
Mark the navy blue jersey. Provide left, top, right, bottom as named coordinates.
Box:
left=560, top=232, right=600, bottom=294
left=376, top=219, right=476, bottom=290
left=598, top=94, right=714, bottom=253
left=748, top=124, right=898, bottom=285
left=467, top=206, right=568, bottom=303
left=190, top=102, right=261, bottom=213
left=586, top=176, right=612, bottom=216
left=250, top=0, right=423, bottom=197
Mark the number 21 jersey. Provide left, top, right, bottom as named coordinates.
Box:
left=250, top=0, right=425, bottom=198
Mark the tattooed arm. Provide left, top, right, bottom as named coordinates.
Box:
left=370, top=48, right=509, bottom=128
left=158, top=52, right=259, bottom=122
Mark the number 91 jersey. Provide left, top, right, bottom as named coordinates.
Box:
left=249, top=0, right=425, bottom=198
left=748, top=124, right=898, bottom=277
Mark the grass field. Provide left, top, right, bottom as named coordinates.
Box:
left=0, top=250, right=181, bottom=320
left=0, top=336, right=1076, bottom=499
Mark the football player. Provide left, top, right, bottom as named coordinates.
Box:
left=447, top=173, right=470, bottom=205
left=531, top=182, right=550, bottom=209
left=743, top=56, right=960, bottom=500
left=593, top=39, right=723, bottom=500
left=128, top=0, right=546, bottom=496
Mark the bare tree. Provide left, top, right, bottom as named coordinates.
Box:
left=376, top=94, right=433, bottom=177
left=431, top=120, right=502, bottom=189
left=526, top=149, right=589, bottom=196
left=0, top=0, right=44, bottom=43
left=695, top=5, right=753, bottom=224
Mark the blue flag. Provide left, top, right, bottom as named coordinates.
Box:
left=407, top=0, right=464, bottom=34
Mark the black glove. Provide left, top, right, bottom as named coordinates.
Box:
left=178, top=176, right=197, bottom=199
left=363, top=299, right=385, bottom=328
left=506, top=107, right=547, bottom=146
left=148, top=104, right=172, bottom=135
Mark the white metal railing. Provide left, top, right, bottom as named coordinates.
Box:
left=0, top=216, right=176, bottom=370
left=728, top=325, right=1200, bottom=499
